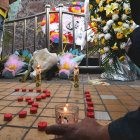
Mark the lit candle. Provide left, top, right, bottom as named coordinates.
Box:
left=55, top=104, right=79, bottom=125
left=36, top=65, right=41, bottom=89
left=74, top=65, right=79, bottom=88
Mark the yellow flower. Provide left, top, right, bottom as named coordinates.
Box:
left=119, top=56, right=125, bottom=61
left=102, top=38, right=105, bottom=45
left=114, top=10, right=119, bottom=15
left=91, top=22, right=97, bottom=27
left=91, top=16, right=94, bottom=19
left=106, top=13, right=112, bottom=18
left=99, top=7, right=104, bottom=12
left=112, top=46, right=119, bottom=51
left=125, top=8, right=130, bottom=14
left=106, top=0, right=112, bottom=4
left=117, top=33, right=123, bottom=39
left=129, top=28, right=134, bottom=33
left=101, top=20, right=106, bottom=25
left=130, top=20, right=133, bottom=24
left=8, top=65, right=17, bottom=70
left=94, top=39, right=98, bottom=45
left=96, top=14, right=99, bottom=18
left=96, top=0, right=100, bottom=4
left=90, top=4, right=93, bottom=10
left=72, top=2, right=76, bottom=5
left=118, top=22, right=123, bottom=26
left=100, top=49, right=105, bottom=55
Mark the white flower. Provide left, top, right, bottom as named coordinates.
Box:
left=104, top=47, right=109, bottom=52
left=99, top=34, right=104, bottom=39
left=99, top=1, right=103, bottom=7
left=120, top=42, right=126, bottom=49
left=97, top=17, right=101, bottom=22
left=112, top=14, right=119, bottom=21
left=122, top=14, right=127, bottom=20
left=105, top=33, right=111, bottom=40
left=106, top=20, right=114, bottom=26
left=123, top=23, right=129, bottom=28
left=123, top=3, right=129, bottom=10
left=103, top=26, right=109, bottom=33
left=111, top=3, right=119, bottom=10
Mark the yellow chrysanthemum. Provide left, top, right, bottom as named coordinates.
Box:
left=94, top=39, right=98, bottom=45
left=102, top=38, right=105, bottom=45
left=114, top=10, right=119, bottom=15
left=119, top=56, right=125, bottom=61
left=116, top=33, right=123, bottom=39
left=72, top=2, right=76, bottom=5
left=106, top=0, right=112, bottom=4
left=129, top=28, right=134, bottom=33
left=125, top=8, right=130, bottom=14
left=96, top=0, right=100, bottom=4
left=118, top=22, right=123, bottom=26
left=90, top=4, right=93, bottom=10
left=91, top=22, right=97, bottom=27
left=96, top=14, right=99, bottom=18
left=130, top=20, right=133, bottom=24
left=91, top=15, right=94, bottom=19
left=112, top=46, right=119, bottom=51
left=99, top=7, right=104, bottom=12
left=100, top=49, right=105, bottom=55
left=101, top=20, right=106, bottom=25
left=106, top=13, right=112, bottom=18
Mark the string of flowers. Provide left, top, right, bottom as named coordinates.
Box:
left=89, top=0, right=135, bottom=69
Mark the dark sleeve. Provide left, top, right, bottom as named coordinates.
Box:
left=108, top=107, right=140, bottom=140
left=127, top=27, right=140, bottom=68
left=130, top=0, right=140, bottom=25
left=9, top=0, right=17, bottom=4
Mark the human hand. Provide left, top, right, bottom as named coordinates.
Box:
left=46, top=117, right=110, bottom=140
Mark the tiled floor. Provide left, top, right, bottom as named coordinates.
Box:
left=0, top=74, right=140, bottom=140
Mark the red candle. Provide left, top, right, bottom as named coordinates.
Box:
left=18, top=97, right=23, bottom=102
left=85, top=91, right=90, bottom=94
left=19, top=111, right=27, bottom=118
left=45, top=93, right=50, bottom=97
left=22, top=88, right=26, bottom=92
left=32, top=103, right=39, bottom=108
left=86, top=97, right=92, bottom=102
left=4, top=113, right=12, bottom=121
left=30, top=107, right=37, bottom=114
left=29, top=88, right=33, bottom=92
left=15, top=88, right=20, bottom=92
left=41, top=94, right=46, bottom=99
left=38, top=122, right=47, bottom=131
left=43, top=89, right=48, bottom=93
left=87, top=107, right=94, bottom=112
left=36, top=89, right=41, bottom=93
left=85, top=94, right=90, bottom=97
left=87, top=102, right=94, bottom=107
left=28, top=100, right=34, bottom=105
left=36, top=96, right=41, bottom=101
left=25, top=97, right=31, bottom=102
left=87, top=112, right=95, bottom=118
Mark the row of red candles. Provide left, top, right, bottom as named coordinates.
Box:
left=4, top=88, right=51, bottom=131
left=85, top=91, right=95, bottom=119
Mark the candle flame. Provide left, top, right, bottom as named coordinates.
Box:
left=66, top=104, right=69, bottom=107
left=64, top=107, right=67, bottom=112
